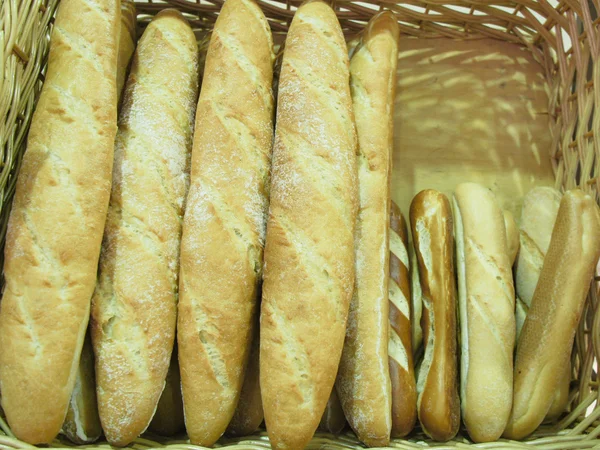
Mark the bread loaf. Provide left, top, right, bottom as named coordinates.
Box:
left=515, top=187, right=562, bottom=307
left=318, top=390, right=347, bottom=435
left=0, top=0, right=119, bottom=443
left=90, top=10, right=198, bottom=445
left=177, top=0, right=274, bottom=444
left=504, top=190, right=600, bottom=439
left=503, top=210, right=519, bottom=265
left=260, top=2, right=358, bottom=449
left=336, top=11, right=398, bottom=447
left=63, top=14, right=138, bottom=441
left=452, top=182, right=515, bottom=442
left=149, top=350, right=185, bottom=436
left=117, top=1, right=136, bottom=102
left=226, top=329, right=264, bottom=436
left=513, top=186, right=569, bottom=421
left=410, top=190, right=460, bottom=441
left=388, top=201, right=417, bottom=438
left=62, top=334, right=102, bottom=444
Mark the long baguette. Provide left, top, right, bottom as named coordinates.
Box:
left=336, top=11, right=398, bottom=447
left=388, top=202, right=417, bottom=438
left=260, top=2, right=358, bottom=449
left=411, top=190, right=460, bottom=441
left=513, top=187, right=570, bottom=421
left=90, top=10, right=199, bottom=445
left=504, top=190, right=600, bottom=439
left=177, top=0, right=274, bottom=444
left=0, top=0, right=119, bottom=443
left=452, top=182, right=515, bottom=442
left=63, top=11, right=139, bottom=441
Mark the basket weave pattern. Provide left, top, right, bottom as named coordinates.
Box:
left=1, top=0, right=600, bottom=448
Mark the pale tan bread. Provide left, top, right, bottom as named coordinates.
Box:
left=90, top=10, right=199, bottom=446
left=0, top=0, right=119, bottom=444
left=514, top=186, right=569, bottom=420
left=149, top=350, right=185, bottom=436
left=515, top=187, right=562, bottom=307
left=227, top=329, right=264, bottom=436
left=452, top=182, right=515, bottom=443
left=64, top=16, right=138, bottom=440
left=388, top=202, right=417, bottom=438
left=504, top=190, right=600, bottom=439
left=503, top=210, right=519, bottom=265
left=318, top=389, right=346, bottom=435
left=410, top=244, right=424, bottom=355
left=177, top=0, right=274, bottom=445
left=336, top=11, right=398, bottom=447
left=117, top=1, right=136, bottom=103
left=260, top=2, right=358, bottom=449
left=62, top=334, right=102, bottom=444
left=410, top=190, right=460, bottom=441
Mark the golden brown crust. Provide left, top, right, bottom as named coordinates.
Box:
left=117, top=1, right=136, bottom=103
left=336, top=11, right=398, bottom=447
left=260, top=2, right=358, bottom=449
left=90, top=10, right=198, bottom=446
left=149, top=350, right=185, bottom=436
left=0, top=0, right=119, bottom=444
left=410, top=190, right=460, bottom=441
left=226, top=328, right=264, bottom=436
left=388, top=202, right=417, bottom=438
left=177, top=0, right=274, bottom=445
left=453, top=182, right=515, bottom=443
left=504, top=190, right=600, bottom=439
left=318, top=389, right=346, bottom=435
left=514, top=187, right=568, bottom=420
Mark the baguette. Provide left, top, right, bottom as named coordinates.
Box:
left=177, top=0, right=274, bottom=444
left=90, top=10, right=199, bottom=445
left=452, top=182, right=515, bottom=442
left=62, top=334, right=102, bottom=444
left=149, top=350, right=185, bottom=436
left=388, top=201, right=417, bottom=438
left=513, top=187, right=569, bottom=420
left=0, top=0, right=119, bottom=443
left=226, top=329, right=264, bottom=436
left=260, top=2, right=358, bottom=449
left=336, top=11, right=399, bottom=447
left=117, top=1, right=136, bottom=103
left=318, top=389, right=346, bottom=435
left=515, top=187, right=562, bottom=307
left=410, top=190, right=460, bottom=441
left=503, top=210, right=519, bottom=265
left=63, top=14, right=138, bottom=441
left=504, top=190, right=600, bottom=439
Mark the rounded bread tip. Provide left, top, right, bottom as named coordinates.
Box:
left=363, top=10, right=400, bottom=42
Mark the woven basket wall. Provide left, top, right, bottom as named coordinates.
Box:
left=2, top=0, right=600, bottom=448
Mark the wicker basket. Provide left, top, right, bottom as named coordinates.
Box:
left=2, top=0, right=600, bottom=448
